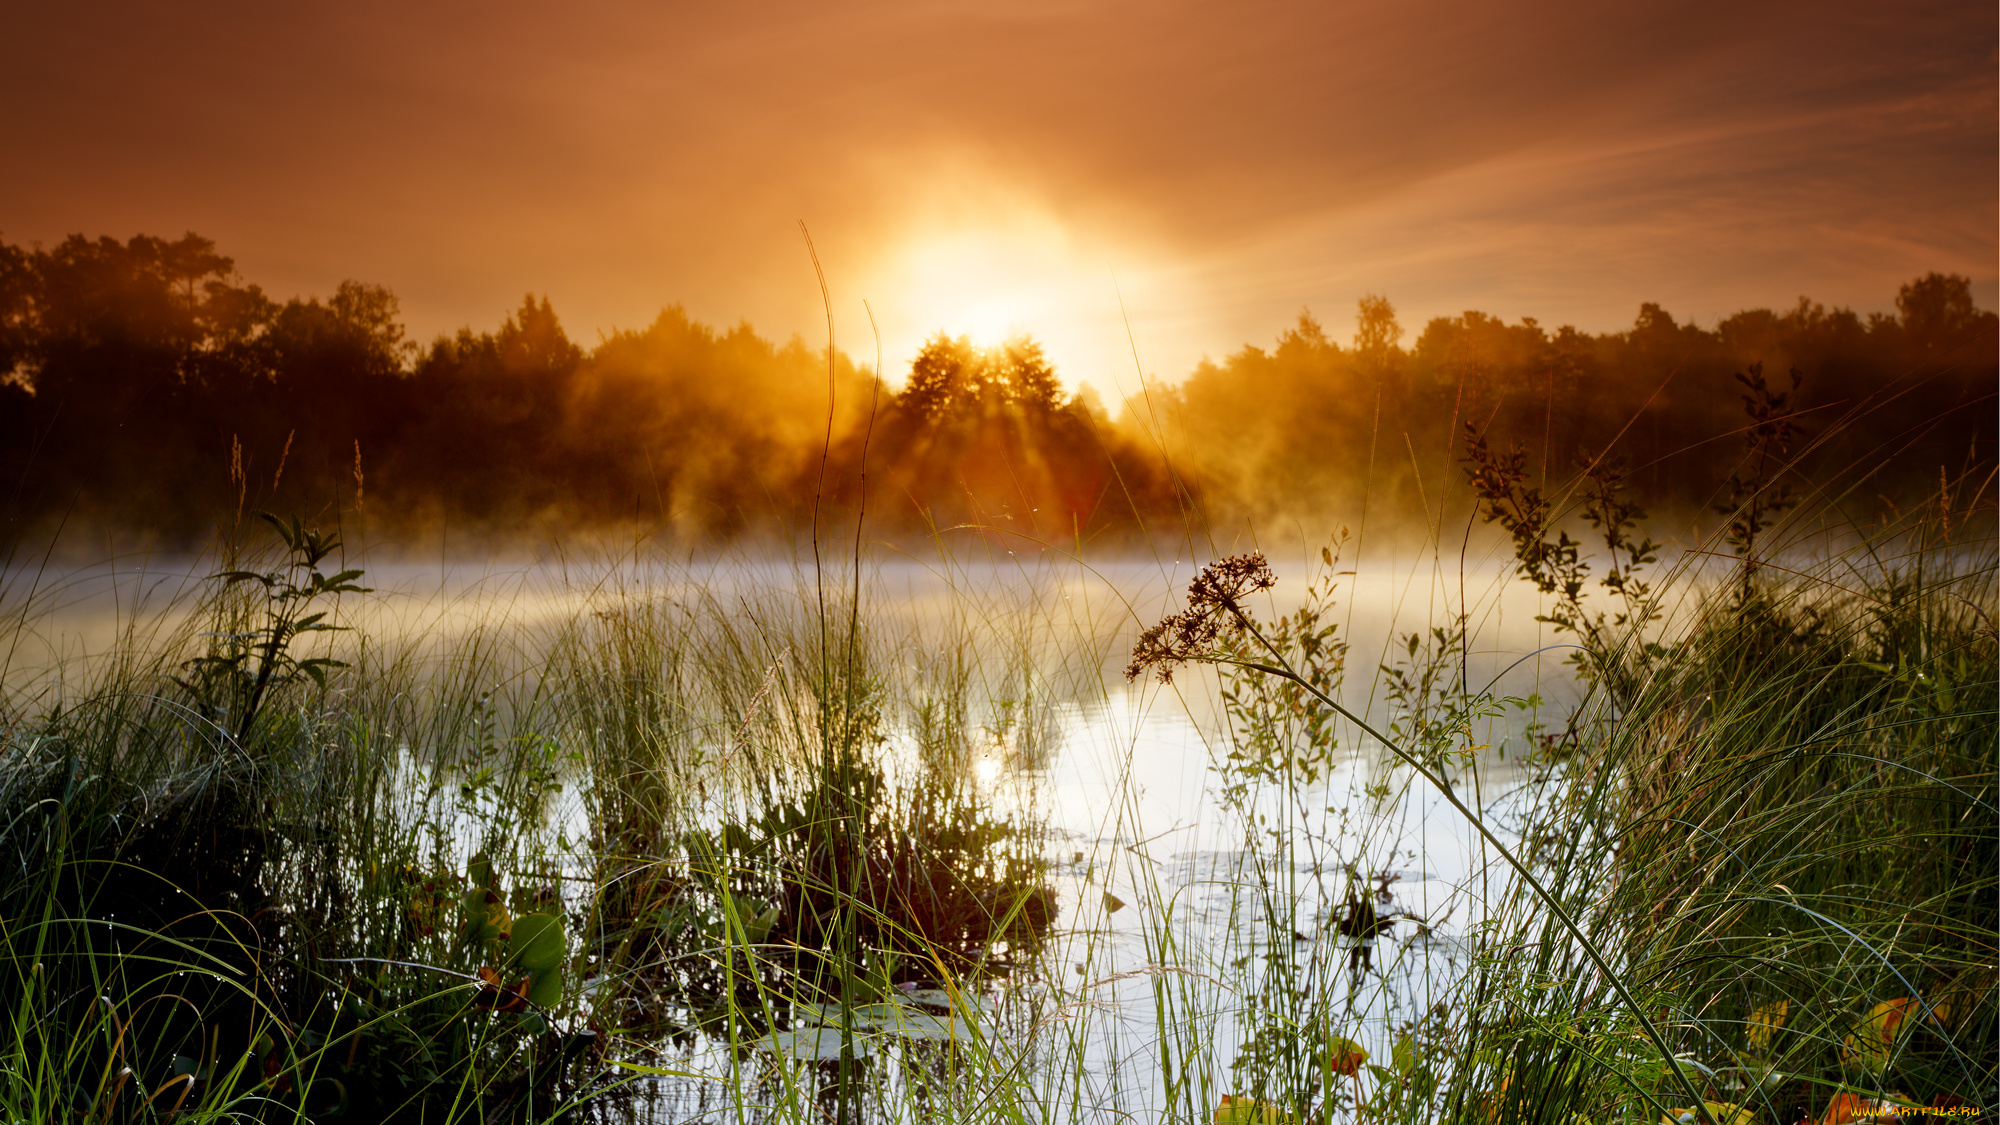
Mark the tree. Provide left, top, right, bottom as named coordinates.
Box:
left=1896, top=272, right=1996, bottom=357
left=991, top=335, right=1061, bottom=412
left=896, top=333, right=1062, bottom=420
left=0, top=240, right=31, bottom=386
left=901, top=333, right=976, bottom=420
left=1352, top=294, right=1401, bottom=359
left=496, top=294, right=582, bottom=377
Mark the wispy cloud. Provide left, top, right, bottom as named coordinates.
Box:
left=1, top=0, right=1988, bottom=382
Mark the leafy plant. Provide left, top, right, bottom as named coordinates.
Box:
left=1714, top=362, right=1805, bottom=602
left=1376, top=622, right=1501, bottom=787
left=178, top=511, right=370, bottom=744
left=1214, top=538, right=1350, bottom=809
left=1129, top=552, right=1726, bottom=1124
left=1461, top=423, right=1661, bottom=702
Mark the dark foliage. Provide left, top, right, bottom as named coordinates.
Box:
left=2, top=231, right=1990, bottom=550
left=0, top=232, right=1184, bottom=549
left=1137, top=281, right=1996, bottom=536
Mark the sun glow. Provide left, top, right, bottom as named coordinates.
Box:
left=953, top=301, right=1021, bottom=348
left=890, top=222, right=1072, bottom=356
left=972, top=751, right=1005, bottom=785
left=849, top=175, right=1186, bottom=397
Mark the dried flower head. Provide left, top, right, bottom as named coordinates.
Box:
left=1125, top=553, right=1277, bottom=683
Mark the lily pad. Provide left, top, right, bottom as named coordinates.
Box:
left=793, top=999, right=980, bottom=1042
left=764, top=1028, right=873, bottom=1061
left=509, top=913, right=566, bottom=974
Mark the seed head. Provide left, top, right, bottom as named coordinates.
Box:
left=1125, top=553, right=1276, bottom=683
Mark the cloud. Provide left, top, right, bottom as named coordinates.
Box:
left=0, top=0, right=1988, bottom=383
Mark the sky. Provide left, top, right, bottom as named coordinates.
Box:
left=2, top=0, right=1993, bottom=398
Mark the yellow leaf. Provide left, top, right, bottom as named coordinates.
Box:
left=1840, top=998, right=1916, bottom=1075
left=1661, top=1102, right=1755, bottom=1125
left=1214, top=1094, right=1286, bottom=1124
left=1746, top=999, right=1788, bottom=1052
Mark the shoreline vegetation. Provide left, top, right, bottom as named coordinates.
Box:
left=0, top=231, right=1993, bottom=1124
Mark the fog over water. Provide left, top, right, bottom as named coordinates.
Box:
left=7, top=544, right=1598, bottom=735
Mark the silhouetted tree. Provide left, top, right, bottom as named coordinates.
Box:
left=1896, top=272, right=1997, bottom=359
left=844, top=332, right=1177, bottom=542
left=0, top=239, right=37, bottom=382
left=901, top=334, right=976, bottom=420
left=897, top=333, right=1063, bottom=422
left=990, top=336, right=1062, bottom=413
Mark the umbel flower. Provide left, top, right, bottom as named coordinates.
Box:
left=1125, top=553, right=1277, bottom=683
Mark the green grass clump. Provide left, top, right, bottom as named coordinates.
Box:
left=1402, top=501, right=1997, bottom=1124
left=0, top=523, right=1069, bottom=1124
left=1567, top=537, right=1993, bottom=1116
left=1125, top=460, right=1994, bottom=1125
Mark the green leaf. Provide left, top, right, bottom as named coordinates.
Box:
left=303, top=1076, right=347, bottom=1117
left=526, top=969, right=563, bottom=1010
left=1392, top=1031, right=1418, bottom=1074
left=460, top=885, right=507, bottom=947
left=745, top=904, right=781, bottom=945
left=605, top=1059, right=707, bottom=1080
left=257, top=510, right=296, bottom=547
left=510, top=912, right=567, bottom=974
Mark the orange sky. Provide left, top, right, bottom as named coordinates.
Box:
left=2, top=1, right=1992, bottom=396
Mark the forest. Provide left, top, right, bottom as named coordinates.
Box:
left=2, top=231, right=1992, bottom=552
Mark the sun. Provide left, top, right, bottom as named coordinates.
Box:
left=846, top=174, right=1190, bottom=398
left=972, top=749, right=1004, bottom=785
left=952, top=301, right=1020, bottom=348
left=893, top=227, right=1049, bottom=345
left=860, top=198, right=1114, bottom=391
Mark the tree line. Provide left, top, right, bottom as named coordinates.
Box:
left=1133, top=278, right=1994, bottom=544
left=1, top=231, right=1991, bottom=553
left=0, top=232, right=1183, bottom=550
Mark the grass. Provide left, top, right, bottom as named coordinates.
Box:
left=0, top=467, right=1992, bottom=1123
left=0, top=533, right=1101, bottom=1123
left=1526, top=522, right=1998, bottom=1121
